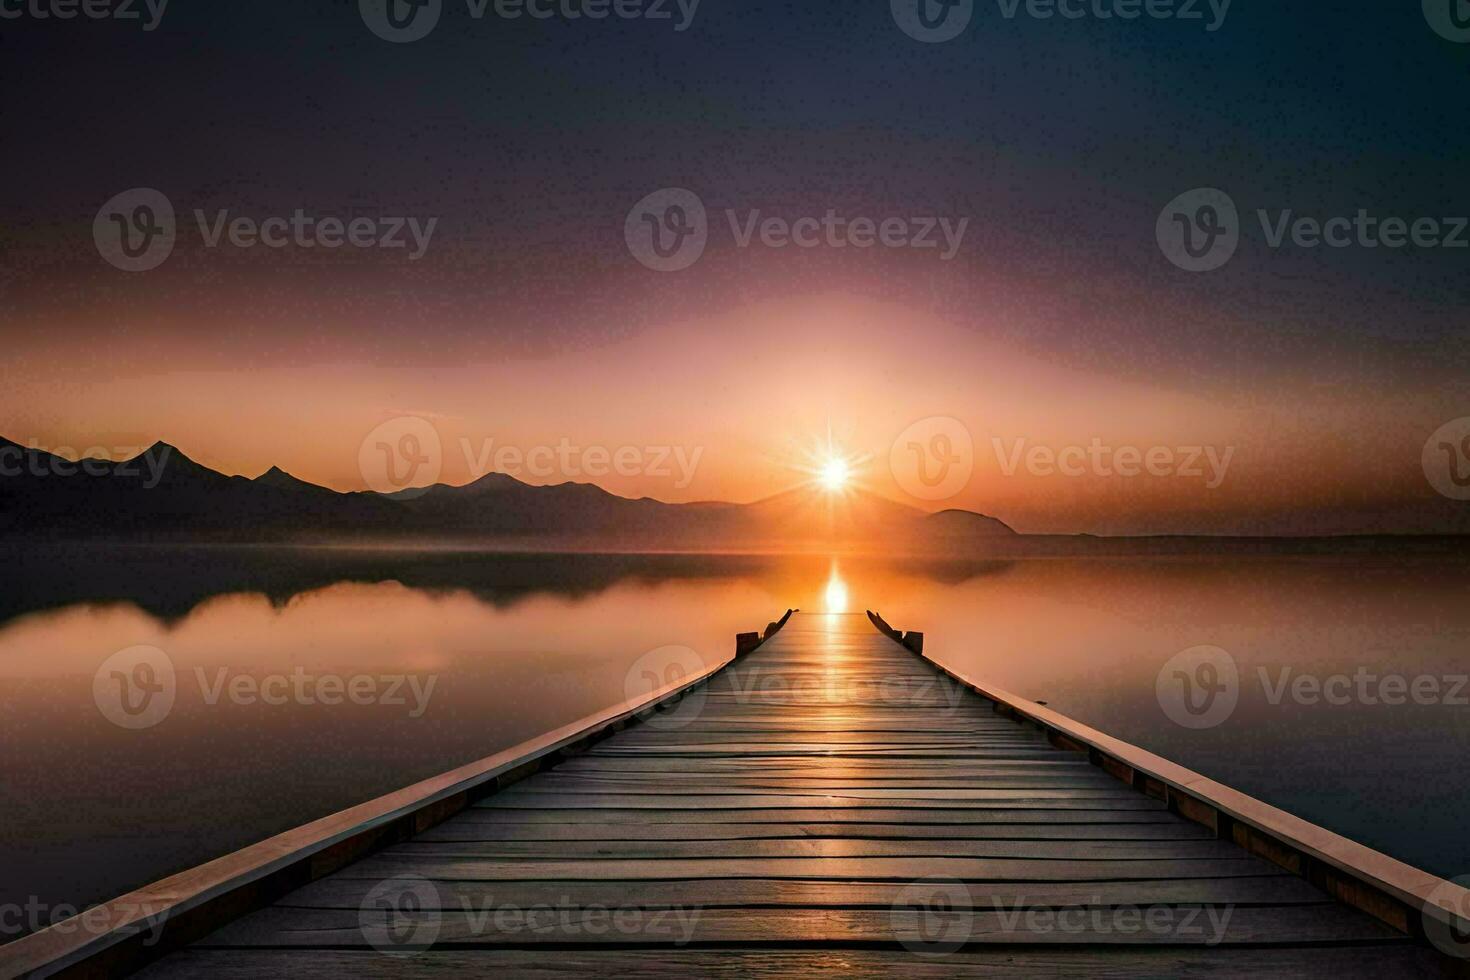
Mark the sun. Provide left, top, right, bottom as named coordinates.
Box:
left=819, top=457, right=851, bottom=492
left=785, top=425, right=867, bottom=495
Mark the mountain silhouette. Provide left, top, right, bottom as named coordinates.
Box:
left=0, top=435, right=1016, bottom=551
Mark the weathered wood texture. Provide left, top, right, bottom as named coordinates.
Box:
left=134, top=612, right=1456, bottom=977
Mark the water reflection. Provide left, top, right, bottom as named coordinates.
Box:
left=822, top=560, right=849, bottom=613
left=1, top=547, right=1468, bottom=932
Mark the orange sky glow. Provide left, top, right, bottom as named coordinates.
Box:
left=2, top=294, right=1460, bottom=535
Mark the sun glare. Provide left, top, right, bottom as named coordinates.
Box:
left=785, top=426, right=867, bottom=496
left=819, top=458, right=850, bottom=492
left=823, top=562, right=849, bottom=613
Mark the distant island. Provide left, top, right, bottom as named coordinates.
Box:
left=3, top=437, right=1465, bottom=557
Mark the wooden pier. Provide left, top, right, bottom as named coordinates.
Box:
left=5, top=610, right=1466, bottom=977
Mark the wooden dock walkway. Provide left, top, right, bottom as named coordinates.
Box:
left=134, top=611, right=1453, bottom=977
left=5, top=609, right=1464, bottom=977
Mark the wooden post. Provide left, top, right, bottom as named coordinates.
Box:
left=765, top=608, right=795, bottom=638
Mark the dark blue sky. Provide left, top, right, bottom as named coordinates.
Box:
left=5, top=1, right=1469, bottom=387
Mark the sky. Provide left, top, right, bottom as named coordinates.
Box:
left=2, top=1, right=1469, bottom=534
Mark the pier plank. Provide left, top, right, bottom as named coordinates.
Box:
left=194, top=903, right=1402, bottom=948
left=276, top=874, right=1329, bottom=911
left=136, top=946, right=1459, bottom=979
left=130, top=611, right=1452, bottom=976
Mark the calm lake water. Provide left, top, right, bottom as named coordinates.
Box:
left=2, top=545, right=1468, bottom=934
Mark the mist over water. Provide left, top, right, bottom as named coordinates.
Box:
left=1, top=545, right=1467, bottom=926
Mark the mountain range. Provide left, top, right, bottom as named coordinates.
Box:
left=0, top=437, right=1017, bottom=553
